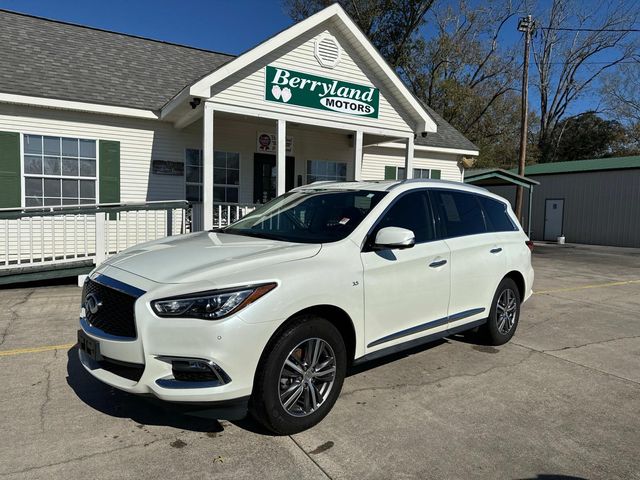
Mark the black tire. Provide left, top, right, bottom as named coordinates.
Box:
left=250, top=315, right=347, bottom=435
left=481, top=277, right=521, bottom=346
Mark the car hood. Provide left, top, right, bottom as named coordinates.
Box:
left=101, top=231, right=321, bottom=284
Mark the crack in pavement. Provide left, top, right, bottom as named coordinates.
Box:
left=0, top=290, right=35, bottom=347
left=521, top=334, right=640, bottom=354
left=288, top=436, right=333, bottom=480
left=0, top=435, right=173, bottom=476
left=38, top=349, right=57, bottom=433
left=512, top=341, right=640, bottom=387
left=340, top=351, right=536, bottom=399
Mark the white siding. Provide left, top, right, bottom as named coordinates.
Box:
left=0, top=103, right=201, bottom=203
left=362, top=146, right=463, bottom=181
left=211, top=22, right=415, bottom=135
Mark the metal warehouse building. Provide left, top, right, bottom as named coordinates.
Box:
left=468, top=156, right=640, bottom=248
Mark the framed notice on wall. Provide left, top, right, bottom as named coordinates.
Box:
left=257, top=132, right=293, bottom=154
left=152, top=160, right=184, bottom=176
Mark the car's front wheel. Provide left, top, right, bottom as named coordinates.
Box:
left=482, top=277, right=521, bottom=346
left=250, top=315, right=347, bottom=435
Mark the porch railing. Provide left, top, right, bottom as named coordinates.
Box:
left=191, top=202, right=259, bottom=231
left=0, top=200, right=189, bottom=272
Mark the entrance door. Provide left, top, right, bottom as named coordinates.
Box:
left=544, top=199, right=564, bottom=241
left=253, top=154, right=295, bottom=204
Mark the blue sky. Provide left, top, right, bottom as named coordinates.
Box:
left=0, top=0, right=294, bottom=55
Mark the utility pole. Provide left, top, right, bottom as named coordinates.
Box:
left=515, top=15, right=534, bottom=224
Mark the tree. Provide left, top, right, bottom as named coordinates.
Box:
left=550, top=112, right=627, bottom=160
left=601, top=62, right=640, bottom=147
left=283, top=0, right=524, bottom=167
left=283, top=0, right=436, bottom=69
left=403, top=0, right=521, bottom=141
left=532, top=0, right=639, bottom=163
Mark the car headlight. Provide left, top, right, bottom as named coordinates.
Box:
left=151, top=283, right=277, bottom=320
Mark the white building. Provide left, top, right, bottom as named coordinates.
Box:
left=0, top=4, right=478, bottom=282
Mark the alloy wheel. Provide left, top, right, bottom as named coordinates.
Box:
left=496, top=288, right=518, bottom=335
left=278, top=338, right=337, bottom=417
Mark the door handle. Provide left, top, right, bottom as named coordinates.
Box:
left=490, top=247, right=503, bottom=254
left=429, top=259, right=447, bottom=268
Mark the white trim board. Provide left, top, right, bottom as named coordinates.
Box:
left=207, top=101, right=413, bottom=138
left=0, top=93, right=159, bottom=120
left=186, top=4, right=436, bottom=134
left=370, top=141, right=479, bottom=157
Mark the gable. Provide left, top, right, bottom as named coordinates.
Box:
left=208, top=22, right=417, bottom=135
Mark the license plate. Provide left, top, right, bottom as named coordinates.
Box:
left=77, top=329, right=102, bottom=361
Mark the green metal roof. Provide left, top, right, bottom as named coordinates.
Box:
left=510, top=156, right=640, bottom=176
left=465, top=168, right=539, bottom=188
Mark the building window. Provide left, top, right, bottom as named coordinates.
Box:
left=23, top=134, right=97, bottom=206
left=306, top=160, right=348, bottom=183
left=384, top=166, right=441, bottom=180
left=185, top=149, right=240, bottom=203
left=185, top=149, right=203, bottom=202
left=214, top=151, right=239, bottom=203
left=413, top=168, right=430, bottom=179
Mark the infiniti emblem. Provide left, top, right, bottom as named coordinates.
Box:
left=85, top=293, right=102, bottom=315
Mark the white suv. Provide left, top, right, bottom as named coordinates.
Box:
left=77, top=180, right=533, bottom=434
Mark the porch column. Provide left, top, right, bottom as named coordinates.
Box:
left=276, top=119, right=287, bottom=196
left=203, top=102, right=214, bottom=230
left=404, top=136, right=414, bottom=179
left=353, top=130, right=363, bottom=181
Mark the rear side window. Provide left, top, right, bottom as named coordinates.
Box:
left=431, top=190, right=487, bottom=238
left=372, top=190, right=435, bottom=244
left=479, top=196, right=518, bottom=232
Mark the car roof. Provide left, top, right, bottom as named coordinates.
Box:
left=293, top=179, right=490, bottom=195
left=291, top=179, right=512, bottom=207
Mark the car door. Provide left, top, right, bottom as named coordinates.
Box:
left=429, top=189, right=507, bottom=330
left=361, top=190, right=451, bottom=352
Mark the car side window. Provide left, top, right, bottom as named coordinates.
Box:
left=431, top=190, right=487, bottom=238
left=372, top=190, right=435, bottom=244
left=479, top=196, right=518, bottom=232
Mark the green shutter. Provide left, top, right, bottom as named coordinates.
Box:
left=384, top=166, right=397, bottom=180
left=0, top=131, right=21, bottom=207
left=99, top=140, right=120, bottom=203
left=430, top=169, right=441, bottom=179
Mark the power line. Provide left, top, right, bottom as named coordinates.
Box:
left=540, top=26, right=640, bottom=32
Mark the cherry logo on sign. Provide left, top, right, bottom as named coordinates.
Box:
left=271, top=85, right=292, bottom=103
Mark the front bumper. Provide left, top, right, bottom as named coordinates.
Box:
left=77, top=268, right=280, bottom=405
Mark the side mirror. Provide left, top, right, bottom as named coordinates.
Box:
left=373, top=227, right=415, bottom=250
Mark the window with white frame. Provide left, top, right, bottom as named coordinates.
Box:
left=306, top=160, right=348, bottom=184
left=214, top=151, right=239, bottom=203
left=185, top=148, right=203, bottom=202
left=384, top=165, right=441, bottom=180
left=185, top=149, right=240, bottom=203
left=413, top=168, right=430, bottom=179
left=23, top=134, right=97, bottom=206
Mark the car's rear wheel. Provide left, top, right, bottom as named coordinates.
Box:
left=250, top=315, right=347, bottom=435
left=482, top=277, right=521, bottom=346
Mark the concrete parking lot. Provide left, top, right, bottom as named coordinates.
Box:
left=1, top=245, right=639, bottom=480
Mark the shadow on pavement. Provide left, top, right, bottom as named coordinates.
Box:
left=65, top=346, right=224, bottom=433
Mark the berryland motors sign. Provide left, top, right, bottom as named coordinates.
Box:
left=265, top=66, right=379, bottom=119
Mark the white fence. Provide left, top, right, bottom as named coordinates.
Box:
left=0, top=201, right=188, bottom=272
left=190, top=202, right=258, bottom=231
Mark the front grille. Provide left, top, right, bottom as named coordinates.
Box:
left=82, top=278, right=138, bottom=338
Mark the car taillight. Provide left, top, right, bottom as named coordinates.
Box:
left=525, top=240, right=534, bottom=252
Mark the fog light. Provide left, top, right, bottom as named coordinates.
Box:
left=169, top=358, right=230, bottom=383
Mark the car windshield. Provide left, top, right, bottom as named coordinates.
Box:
left=222, top=189, right=387, bottom=243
